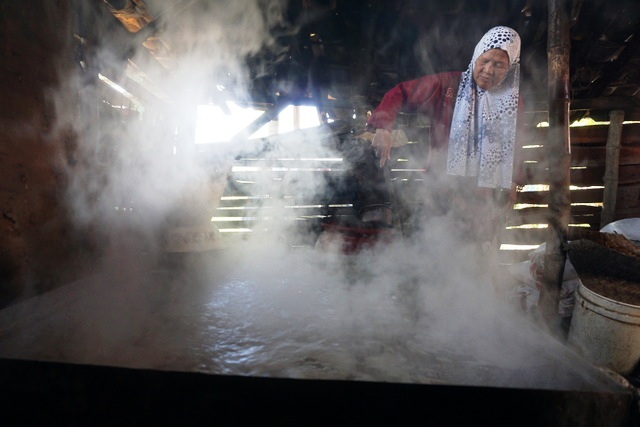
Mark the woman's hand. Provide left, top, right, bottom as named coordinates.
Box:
left=372, top=128, right=392, bottom=167
left=509, top=182, right=522, bottom=206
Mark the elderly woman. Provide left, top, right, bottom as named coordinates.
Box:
left=363, top=26, right=525, bottom=248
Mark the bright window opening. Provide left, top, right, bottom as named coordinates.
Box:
left=194, top=102, right=321, bottom=144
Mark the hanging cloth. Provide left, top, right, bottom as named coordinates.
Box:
left=447, top=26, right=521, bottom=189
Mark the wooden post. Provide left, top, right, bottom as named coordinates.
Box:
left=540, top=0, right=572, bottom=335
left=600, top=110, right=625, bottom=228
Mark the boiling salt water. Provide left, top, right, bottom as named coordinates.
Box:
left=0, top=236, right=624, bottom=392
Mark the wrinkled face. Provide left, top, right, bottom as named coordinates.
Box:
left=473, top=48, right=510, bottom=90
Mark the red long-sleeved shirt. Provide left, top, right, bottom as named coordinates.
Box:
left=366, top=71, right=525, bottom=184
left=367, top=72, right=462, bottom=172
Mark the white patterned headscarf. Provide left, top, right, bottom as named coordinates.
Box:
left=446, top=26, right=521, bottom=189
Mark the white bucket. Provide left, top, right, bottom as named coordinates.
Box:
left=568, top=282, right=640, bottom=375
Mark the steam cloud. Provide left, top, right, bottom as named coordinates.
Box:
left=2, top=0, right=616, bottom=391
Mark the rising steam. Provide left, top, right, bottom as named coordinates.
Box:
left=1, top=0, right=621, bottom=392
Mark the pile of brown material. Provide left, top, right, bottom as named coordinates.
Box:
left=566, top=232, right=640, bottom=306
left=568, top=228, right=640, bottom=260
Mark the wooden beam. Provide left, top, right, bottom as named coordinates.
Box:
left=570, top=97, right=640, bottom=112
left=540, top=0, right=572, bottom=335
left=600, top=110, right=625, bottom=227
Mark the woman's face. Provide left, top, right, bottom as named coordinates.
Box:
left=473, top=48, right=510, bottom=90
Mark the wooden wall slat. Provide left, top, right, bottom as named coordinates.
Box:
left=616, top=206, right=640, bottom=218
left=521, top=163, right=606, bottom=186
left=508, top=205, right=602, bottom=224
left=519, top=146, right=640, bottom=168
left=570, top=123, right=640, bottom=145
left=501, top=227, right=547, bottom=245
left=516, top=188, right=605, bottom=204
left=619, top=165, right=640, bottom=184
left=618, top=184, right=640, bottom=208
left=507, top=207, right=550, bottom=226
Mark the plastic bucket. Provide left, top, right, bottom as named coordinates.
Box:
left=568, top=282, right=640, bottom=375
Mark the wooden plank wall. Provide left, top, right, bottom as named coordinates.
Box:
left=214, top=153, right=353, bottom=246
left=210, top=122, right=640, bottom=262
left=501, top=122, right=640, bottom=262
left=211, top=123, right=430, bottom=246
